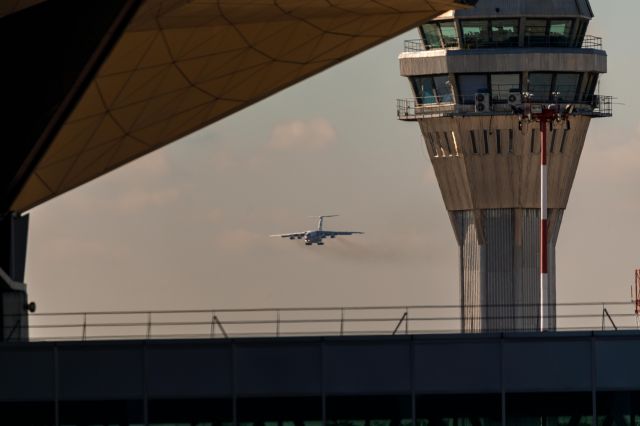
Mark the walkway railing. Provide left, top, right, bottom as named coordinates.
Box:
left=3, top=301, right=639, bottom=342
left=403, top=35, right=603, bottom=52
left=397, top=95, right=613, bottom=120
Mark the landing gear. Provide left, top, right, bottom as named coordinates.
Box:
left=318, top=242, right=324, bottom=245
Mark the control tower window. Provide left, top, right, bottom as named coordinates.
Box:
left=582, top=72, right=599, bottom=102
left=462, top=20, right=490, bottom=48
left=420, top=21, right=458, bottom=49
left=555, top=73, right=581, bottom=102
left=549, top=20, right=573, bottom=46
left=525, top=19, right=548, bottom=47
left=491, top=74, right=520, bottom=103
left=491, top=20, right=519, bottom=47
left=575, top=19, right=589, bottom=47
left=421, top=23, right=441, bottom=49
left=434, top=75, right=453, bottom=102
left=528, top=73, right=554, bottom=102
left=457, top=74, right=489, bottom=104
left=439, top=21, right=459, bottom=47
left=411, top=75, right=452, bottom=105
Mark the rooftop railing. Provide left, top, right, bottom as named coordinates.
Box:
left=397, top=94, right=613, bottom=120
left=403, top=35, right=603, bottom=53
left=3, top=301, right=638, bottom=342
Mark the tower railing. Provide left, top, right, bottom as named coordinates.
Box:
left=3, top=301, right=638, bottom=342
left=403, top=35, right=603, bottom=52
left=397, top=94, right=613, bottom=121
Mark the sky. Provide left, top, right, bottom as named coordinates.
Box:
left=24, top=0, right=640, bottom=332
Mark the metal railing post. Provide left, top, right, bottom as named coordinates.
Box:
left=276, top=310, right=280, bottom=337
left=82, top=313, right=87, bottom=341
left=146, top=312, right=152, bottom=339
left=405, top=307, right=409, bottom=335
left=210, top=311, right=216, bottom=338
left=340, top=308, right=344, bottom=336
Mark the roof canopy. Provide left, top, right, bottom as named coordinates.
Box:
left=1, top=0, right=474, bottom=213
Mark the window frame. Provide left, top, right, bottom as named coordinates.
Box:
left=419, top=20, right=458, bottom=50
left=456, top=73, right=490, bottom=104
left=411, top=74, right=453, bottom=105
left=490, top=73, right=522, bottom=104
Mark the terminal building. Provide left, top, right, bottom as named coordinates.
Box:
left=1, top=1, right=639, bottom=426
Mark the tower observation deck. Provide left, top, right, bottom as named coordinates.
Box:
left=397, top=0, right=612, bottom=332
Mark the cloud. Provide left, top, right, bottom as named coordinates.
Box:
left=581, top=135, right=640, bottom=183
left=268, top=118, right=337, bottom=150
left=111, top=187, right=181, bottom=214
left=214, top=228, right=263, bottom=252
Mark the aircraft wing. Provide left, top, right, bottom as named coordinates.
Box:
left=323, top=231, right=364, bottom=237
left=270, top=232, right=306, bottom=239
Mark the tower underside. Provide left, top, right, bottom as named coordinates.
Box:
left=418, top=115, right=592, bottom=332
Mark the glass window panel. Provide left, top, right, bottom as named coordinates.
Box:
left=439, top=21, right=459, bottom=47
left=433, top=75, right=453, bottom=102
left=462, top=20, right=490, bottom=48
left=421, top=23, right=441, bottom=49
left=458, top=74, right=489, bottom=104
left=575, top=19, right=588, bottom=47
left=528, top=72, right=553, bottom=102
left=582, top=72, right=599, bottom=102
left=149, top=398, right=233, bottom=425
left=327, top=395, right=412, bottom=426
left=554, top=73, right=580, bottom=102
left=491, top=19, right=519, bottom=47
left=507, top=393, right=592, bottom=426
left=60, top=400, right=144, bottom=426
left=525, top=19, right=548, bottom=46
left=0, top=401, right=55, bottom=426
left=412, top=76, right=436, bottom=104
left=550, top=19, right=573, bottom=46
left=491, top=73, right=520, bottom=103
left=597, top=392, right=640, bottom=426
left=417, top=394, right=501, bottom=426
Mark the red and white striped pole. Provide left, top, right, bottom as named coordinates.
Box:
left=540, top=116, right=549, bottom=331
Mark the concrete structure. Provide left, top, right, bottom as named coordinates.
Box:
left=0, top=0, right=476, bottom=342
left=2, top=332, right=640, bottom=424
left=397, top=0, right=611, bottom=332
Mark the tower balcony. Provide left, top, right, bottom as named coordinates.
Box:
left=404, top=35, right=604, bottom=53
left=397, top=94, right=613, bottom=121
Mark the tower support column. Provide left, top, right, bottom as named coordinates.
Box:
left=0, top=213, right=30, bottom=341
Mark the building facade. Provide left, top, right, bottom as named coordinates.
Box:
left=1, top=332, right=640, bottom=425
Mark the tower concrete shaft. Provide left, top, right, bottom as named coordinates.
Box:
left=421, top=115, right=591, bottom=332
left=398, top=0, right=610, bottom=332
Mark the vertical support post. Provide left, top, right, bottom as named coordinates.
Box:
left=82, top=313, right=87, bottom=341
left=540, top=117, right=549, bottom=332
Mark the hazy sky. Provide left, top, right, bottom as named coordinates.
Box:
left=25, top=0, right=640, bottom=329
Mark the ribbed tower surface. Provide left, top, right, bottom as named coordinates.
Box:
left=398, top=0, right=611, bottom=332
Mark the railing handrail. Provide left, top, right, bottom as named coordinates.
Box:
left=404, top=34, right=603, bottom=53
left=397, top=94, right=613, bottom=120
left=17, top=298, right=633, bottom=317
left=3, top=300, right=639, bottom=342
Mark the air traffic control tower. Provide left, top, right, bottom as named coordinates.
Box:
left=397, top=0, right=612, bottom=332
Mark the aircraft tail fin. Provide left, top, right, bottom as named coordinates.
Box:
left=309, top=215, right=339, bottom=231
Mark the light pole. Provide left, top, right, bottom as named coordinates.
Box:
left=519, top=97, right=572, bottom=331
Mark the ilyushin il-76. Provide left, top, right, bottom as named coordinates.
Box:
left=271, top=215, right=364, bottom=246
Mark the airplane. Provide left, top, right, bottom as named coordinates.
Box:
left=271, top=215, right=364, bottom=246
